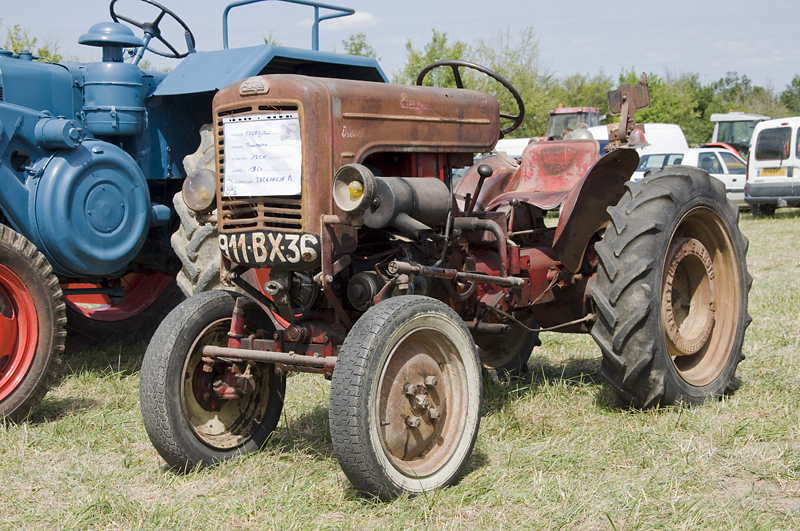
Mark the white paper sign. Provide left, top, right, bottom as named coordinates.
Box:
left=222, top=113, right=302, bottom=197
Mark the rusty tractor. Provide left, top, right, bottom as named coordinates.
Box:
left=139, top=64, right=751, bottom=499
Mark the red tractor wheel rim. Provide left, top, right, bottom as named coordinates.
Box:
left=0, top=264, right=38, bottom=402
left=62, top=272, right=171, bottom=322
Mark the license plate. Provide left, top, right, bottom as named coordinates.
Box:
left=219, top=231, right=319, bottom=267
left=758, top=168, right=787, bottom=177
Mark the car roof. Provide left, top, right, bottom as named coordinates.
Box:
left=641, top=147, right=743, bottom=159
left=753, top=116, right=800, bottom=131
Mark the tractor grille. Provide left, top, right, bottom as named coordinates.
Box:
left=216, top=105, right=304, bottom=234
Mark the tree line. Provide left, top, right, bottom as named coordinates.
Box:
left=5, top=20, right=798, bottom=147
left=388, top=29, right=800, bottom=146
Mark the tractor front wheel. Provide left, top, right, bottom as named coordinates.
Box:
left=590, top=166, right=751, bottom=408
left=139, top=290, right=285, bottom=470
left=329, top=296, right=482, bottom=499
left=0, top=224, right=64, bottom=420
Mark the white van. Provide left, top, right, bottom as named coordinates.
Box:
left=744, top=116, right=800, bottom=216
left=493, top=137, right=534, bottom=159
left=587, top=123, right=688, bottom=155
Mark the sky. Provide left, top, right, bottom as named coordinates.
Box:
left=6, top=0, right=800, bottom=92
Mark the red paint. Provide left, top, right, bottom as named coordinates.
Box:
left=0, top=264, right=38, bottom=402
left=62, top=272, right=172, bottom=321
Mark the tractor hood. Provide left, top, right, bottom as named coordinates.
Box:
left=153, top=45, right=387, bottom=97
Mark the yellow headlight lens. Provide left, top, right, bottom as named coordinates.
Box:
left=348, top=180, right=364, bottom=199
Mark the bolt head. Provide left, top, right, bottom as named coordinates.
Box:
left=406, top=416, right=421, bottom=428
left=414, top=394, right=430, bottom=409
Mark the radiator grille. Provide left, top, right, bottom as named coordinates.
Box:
left=216, top=105, right=304, bottom=233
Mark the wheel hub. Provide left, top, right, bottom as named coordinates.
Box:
left=662, top=237, right=717, bottom=356
left=0, top=265, right=38, bottom=401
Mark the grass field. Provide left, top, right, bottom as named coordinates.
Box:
left=1, top=210, right=799, bottom=530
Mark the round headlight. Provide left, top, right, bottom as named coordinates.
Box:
left=182, top=169, right=217, bottom=214
left=333, top=164, right=376, bottom=215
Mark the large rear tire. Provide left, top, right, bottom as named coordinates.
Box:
left=329, top=296, right=482, bottom=499
left=172, top=124, right=225, bottom=297
left=0, top=224, right=65, bottom=420
left=589, top=166, right=751, bottom=408
left=139, top=290, right=285, bottom=470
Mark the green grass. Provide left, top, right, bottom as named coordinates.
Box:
left=2, top=209, right=800, bottom=530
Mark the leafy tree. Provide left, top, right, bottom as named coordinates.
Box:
left=472, top=27, right=551, bottom=138
left=780, top=75, right=800, bottom=115
left=615, top=70, right=710, bottom=145
left=263, top=31, right=281, bottom=46
left=705, top=72, right=788, bottom=120
left=3, top=23, right=62, bottom=62
left=393, top=29, right=469, bottom=87
left=550, top=72, right=614, bottom=116
left=342, top=33, right=378, bottom=59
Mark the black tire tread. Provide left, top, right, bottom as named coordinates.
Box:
left=140, top=290, right=284, bottom=470
left=329, top=295, right=480, bottom=499
left=590, top=166, right=750, bottom=408
left=0, top=224, right=65, bottom=421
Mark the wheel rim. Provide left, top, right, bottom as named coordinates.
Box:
left=375, top=326, right=469, bottom=478
left=476, top=314, right=536, bottom=369
left=181, top=318, right=274, bottom=449
left=0, top=264, right=38, bottom=402
left=62, top=272, right=171, bottom=322
left=660, top=207, right=740, bottom=386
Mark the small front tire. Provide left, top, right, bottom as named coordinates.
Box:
left=139, top=290, right=285, bottom=470
left=329, top=296, right=482, bottom=499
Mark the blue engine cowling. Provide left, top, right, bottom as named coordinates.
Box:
left=30, top=139, right=151, bottom=278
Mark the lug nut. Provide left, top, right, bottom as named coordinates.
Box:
left=424, top=376, right=437, bottom=387
left=406, top=416, right=421, bottom=428
left=403, top=383, right=416, bottom=396
left=429, top=408, right=441, bottom=420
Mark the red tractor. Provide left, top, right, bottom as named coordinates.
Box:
left=139, top=63, right=751, bottom=499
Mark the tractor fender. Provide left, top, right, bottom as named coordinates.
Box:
left=552, top=149, right=639, bottom=273
left=152, top=45, right=387, bottom=97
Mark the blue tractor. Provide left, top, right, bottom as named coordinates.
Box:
left=0, top=0, right=386, bottom=420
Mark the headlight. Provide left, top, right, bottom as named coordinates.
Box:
left=182, top=169, right=217, bottom=214
left=333, top=164, right=376, bottom=215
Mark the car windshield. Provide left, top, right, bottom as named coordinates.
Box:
left=755, top=127, right=791, bottom=161
left=636, top=153, right=683, bottom=172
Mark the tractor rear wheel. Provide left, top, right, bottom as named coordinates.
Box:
left=475, top=313, right=540, bottom=380
left=172, top=124, right=225, bottom=297
left=589, top=166, right=751, bottom=408
left=329, top=296, right=482, bottom=499
left=0, top=224, right=64, bottom=420
left=139, top=290, right=285, bottom=470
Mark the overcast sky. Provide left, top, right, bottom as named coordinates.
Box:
left=8, top=0, right=799, bottom=91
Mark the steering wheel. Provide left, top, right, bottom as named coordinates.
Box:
left=416, top=60, right=525, bottom=135
left=110, top=0, right=195, bottom=59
